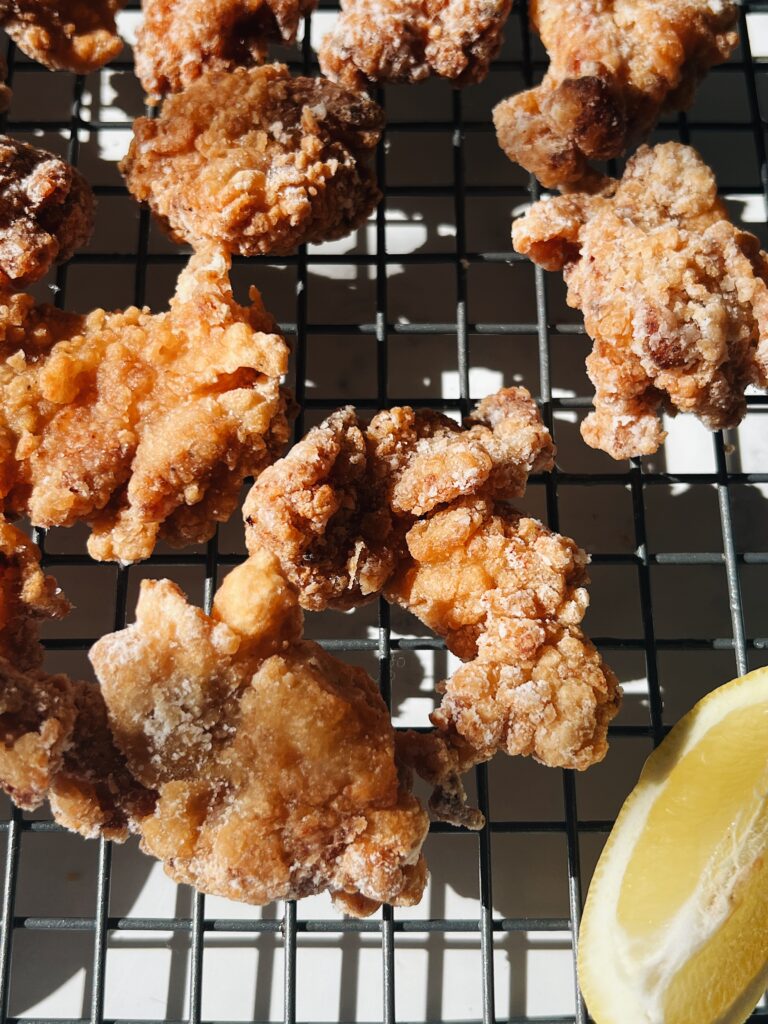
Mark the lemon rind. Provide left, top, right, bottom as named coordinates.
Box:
left=577, top=666, right=768, bottom=1024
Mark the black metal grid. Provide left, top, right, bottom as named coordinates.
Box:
left=1, top=1, right=767, bottom=1021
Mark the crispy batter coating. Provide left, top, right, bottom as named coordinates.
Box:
left=0, top=515, right=69, bottom=670
left=48, top=678, right=157, bottom=841
left=0, top=667, right=157, bottom=837
left=0, top=0, right=124, bottom=73
left=493, top=0, right=738, bottom=188
left=121, top=65, right=384, bottom=256
left=90, top=552, right=429, bottom=916
left=136, top=0, right=317, bottom=101
left=0, top=135, right=94, bottom=289
left=513, top=143, right=768, bottom=459
left=244, top=387, right=555, bottom=610
left=0, top=655, right=76, bottom=811
left=244, top=390, right=619, bottom=826
left=0, top=247, right=291, bottom=563
left=388, top=500, right=620, bottom=823
left=0, top=516, right=72, bottom=809
left=0, top=518, right=153, bottom=835
left=245, top=406, right=400, bottom=610
left=318, top=0, right=512, bottom=89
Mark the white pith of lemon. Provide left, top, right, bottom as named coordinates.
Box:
left=578, top=666, right=768, bottom=1024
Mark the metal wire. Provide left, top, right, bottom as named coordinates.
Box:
left=1, top=0, right=768, bottom=1021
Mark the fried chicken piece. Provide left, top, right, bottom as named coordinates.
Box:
left=0, top=518, right=154, bottom=834
left=513, top=142, right=768, bottom=459
left=493, top=0, right=738, bottom=188
left=121, top=65, right=383, bottom=256
left=0, top=515, right=69, bottom=670
left=48, top=677, right=157, bottom=840
left=136, top=0, right=317, bottom=102
left=0, top=655, right=75, bottom=811
left=0, top=516, right=72, bottom=809
left=245, top=406, right=400, bottom=611
left=90, top=551, right=429, bottom=916
left=318, top=0, right=512, bottom=90
left=388, top=500, right=620, bottom=824
left=0, top=136, right=94, bottom=289
left=243, top=387, right=554, bottom=610
left=0, top=0, right=124, bottom=73
left=0, top=247, right=291, bottom=563
left=245, top=390, right=619, bottom=826
left=0, top=668, right=157, bottom=837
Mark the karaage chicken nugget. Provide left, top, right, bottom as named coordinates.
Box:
left=245, top=389, right=619, bottom=826
left=0, top=516, right=73, bottom=809
left=243, top=387, right=555, bottom=610
left=90, top=552, right=429, bottom=917
left=513, top=142, right=768, bottom=459
left=0, top=515, right=69, bottom=670
left=136, top=0, right=317, bottom=101
left=244, top=406, right=400, bottom=611
left=0, top=135, right=95, bottom=289
left=0, top=518, right=153, bottom=835
left=387, top=500, right=620, bottom=823
left=0, top=0, right=124, bottom=74
left=0, top=246, right=291, bottom=563
left=0, top=655, right=76, bottom=811
left=121, top=64, right=383, bottom=256
left=493, top=0, right=738, bottom=188
left=0, top=666, right=157, bottom=837
left=48, top=677, right=157, bottom=840
left=318, top=0, right=512, bottom=90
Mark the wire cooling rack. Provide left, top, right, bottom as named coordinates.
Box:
left=1, top=1, right=768, bottom=1022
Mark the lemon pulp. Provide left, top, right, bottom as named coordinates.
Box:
left=618, top=703, right=768, bottom=940
left=579, top=669, right=768, bottom=1024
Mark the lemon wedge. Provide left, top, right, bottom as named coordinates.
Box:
left=578, top=666, right=768, bottom=1024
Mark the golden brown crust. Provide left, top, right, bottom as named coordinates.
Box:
left=493, top=0, right=738, bottom=188
left=90, top=552, right=429, bottom=916
left=396, top=728, right=484, bottom=830
left=48, top=679, right=157, bottom=841
left=245, top=406, right=401, bottom=610
left=513, top=142, right=768, bottom=459
left=0, top=663, right=156, bottom=838
left=0, top=0, right=124, bottom=73
left=0, top=517, right=74, bottom=810
left=0, top=516, right=70, bottom=671
left=0, top=518, right=153, bottom=835
left=244, top=390, right=619, bottom=825
left=387, top=501, right=621, bottom=794
left=0, top=135, right=95, bottom=289
left=0, top=247, right=291, bottom=563
left=318, top=0, right=512, bottom=89
left=0, top=656, right=76, bottom=811
left=136, top=0, right=317, bottom=101
left=121, top=65, right=384, bottom=256
left=243, top=387, right=555, bottom=610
